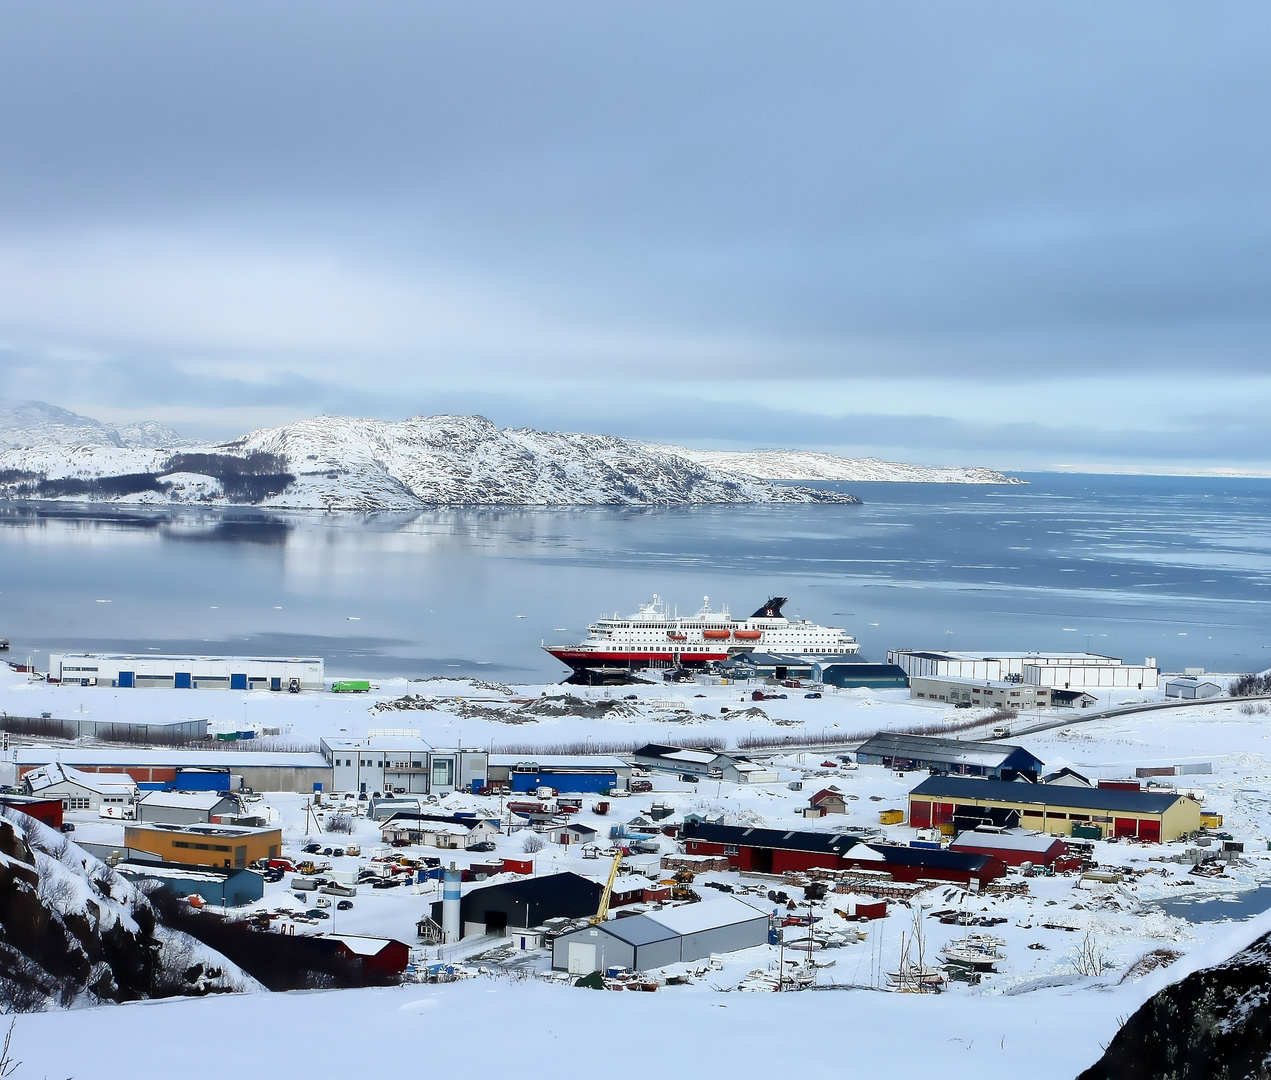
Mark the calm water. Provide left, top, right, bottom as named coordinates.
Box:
left=1156, top=885, right=1271, bottom=924
left=0, top=473, right=1268, bottom=681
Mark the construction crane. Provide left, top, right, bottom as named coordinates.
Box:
left=589, top=848, right=625, bottom=925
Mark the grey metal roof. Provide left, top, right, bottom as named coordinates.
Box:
left=596, top=915, right=680, bottom=947
left=856, top=732, right=1043, bottom=771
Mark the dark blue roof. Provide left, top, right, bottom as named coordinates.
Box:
left=683, top=820, right=863, bottom=855
left=910, top=775, right=1186, bottom=814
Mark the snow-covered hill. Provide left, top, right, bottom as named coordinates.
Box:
left=0, top=397, right=185, bottom=450
left=668, top=447, right=1023, bottom=484
left=0, top=411, right=858, bottom=510
left=0, top=806, right=256, bottom=1011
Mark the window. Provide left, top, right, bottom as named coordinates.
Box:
left=724, top=844, right=739, bottom=856
left=431, top=758, right=454, bottom=787
left=377, top=760, right=383, bottom=768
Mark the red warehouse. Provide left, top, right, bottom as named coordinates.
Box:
left=950, top=828, right=1076, bottom=869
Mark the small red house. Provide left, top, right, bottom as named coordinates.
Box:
left=318, top=934, right=410, bottom=975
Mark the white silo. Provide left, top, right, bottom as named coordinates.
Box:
left=442, top=862, right=461, bottom=943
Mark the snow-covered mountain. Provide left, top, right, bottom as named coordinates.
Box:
left=0, top=410, right=859, bottom=510
left=667, top=447, right=1023, bottom=484
left=0, top=397, right=186, bottom=450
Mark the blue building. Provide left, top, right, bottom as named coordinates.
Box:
left=116, top=863, right=264, bottom=907
left=486, top=755, right=632, bottom=794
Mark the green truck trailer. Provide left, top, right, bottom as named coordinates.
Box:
left=331, top=679, right=371, bottom=693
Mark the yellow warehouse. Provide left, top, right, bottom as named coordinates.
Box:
left=125, top=822, right=282, bottom=869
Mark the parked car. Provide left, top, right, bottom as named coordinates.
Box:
left=336, top=900, right=354, bottom=911
left=321, top=847, right=333, bottom=856
left=468, top=840, right=497, bottom=852
left=804, top=692, right=822, bottom=699
left=305, top=909, right=330, bottom=920
left=60, top=823, right=75, bottom=833
left=302, top=842, right=322, bottom=854
left=263, top=870, right=284, bottom=883
left=678, top=773, right=698, bottom=783
left=332, top=848, right=345, bottom=858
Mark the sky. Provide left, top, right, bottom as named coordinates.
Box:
left=0, top=2, right=1269, bottom=472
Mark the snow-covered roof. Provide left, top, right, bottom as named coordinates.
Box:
left=138, top=791, right=233, bottom=811
left=317, top=934, right=400, bottom=957
left=25, top=762, right=136, bottom=796
left=950, top=830, right=1064, bottom=854
left=53, top=652, right=322, bottom=664
left=609, top=875, right=652, bottom=893
left=644, top=895, right=768, bottom=935
left=488, top=755, right=630, bottom=770
left=16, top=748, right=330, bottom=769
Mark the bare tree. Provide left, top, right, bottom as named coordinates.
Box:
left=521, top=833, right=545, bottom=853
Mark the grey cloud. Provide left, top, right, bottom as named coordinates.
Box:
left=0, top=1, right=1268, bottom=438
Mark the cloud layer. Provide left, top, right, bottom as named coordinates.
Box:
left=1, top=2, right=1268, bottom=467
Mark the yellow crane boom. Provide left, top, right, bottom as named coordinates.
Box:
left=589, top=848, right=624, bottom=925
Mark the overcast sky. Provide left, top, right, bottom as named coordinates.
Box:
left=1, top=2, right=1268, bottom=471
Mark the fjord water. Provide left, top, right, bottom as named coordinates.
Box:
left=0, top=473, right=1268, bottom=681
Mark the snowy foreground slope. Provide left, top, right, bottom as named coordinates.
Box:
left=10, top=911, right=1271, bottom=1080
left=0, top=413, right=858, bottom=510
left=671, top=446, right=1024, bottom=484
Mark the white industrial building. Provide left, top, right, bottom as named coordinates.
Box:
left=23, top=762, right=138, bottom=813
left=48, top=653, right=325, bottom=691
left=888, top=649, right=1159, bottom=691
left=136, top=790, right=240, bottom=826
left=911, top=676, right=1054, bottom=709
left=553, top=895, right=771, bottom=973
left=1165, top=676, right=1223, bottom=700
left=320, top=736, right=488, bottom=797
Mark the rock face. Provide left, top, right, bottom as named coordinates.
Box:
left=0, top=808, right=254, bottom=1011
left=0, top=410, right=860, bottom=510
left=1077, top=930, right=1271, bottom=1080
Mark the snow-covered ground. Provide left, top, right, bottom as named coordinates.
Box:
left=4, top=663, right=1271, bottom=1077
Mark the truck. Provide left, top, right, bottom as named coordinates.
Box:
left=331, top=680, right=371, bottom=693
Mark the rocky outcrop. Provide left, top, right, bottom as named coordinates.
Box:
left=0, top=808, right=254, bottom=1011
left=1077, top=930, right=1271, bottom=1080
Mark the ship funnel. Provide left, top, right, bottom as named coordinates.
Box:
left=442, top=861, right=461, bottom=943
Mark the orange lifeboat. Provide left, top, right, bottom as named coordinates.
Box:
left=667, top=632, right=687, bottom=641
left=733, top=630, right=762, bottom=640
left=702, top=629, right=731, bottom=640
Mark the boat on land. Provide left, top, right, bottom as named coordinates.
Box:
left=543, top=595, right=860, bottom=674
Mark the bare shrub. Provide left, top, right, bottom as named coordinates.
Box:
left=521, top=833, right=545, bottom=853
left=325, top=813, right=353, bottom=835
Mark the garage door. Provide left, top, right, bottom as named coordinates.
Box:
left=1137, top=819, right=1161, bottom=843
left=567, top=942, right=597, bottom=975
left=1113, top=818, right=1138, bottom=838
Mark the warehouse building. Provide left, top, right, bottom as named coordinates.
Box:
left=311, top=935, right=410, bottom=976
left=680, top=821, right=1004, bottom=886
left=0, top=714, right=207, bottom=742
left=430, top=872, right=604, bottom=940
left=907, top=775, right=1201, bottom=841
left=553, top=895, right=770, bottom=974
left=948, top=828, right=1075, bottom=869
left=812, top=661, right=909, bottom=690
left=15, top=748, right=332, bottom=793
left=888, top=649, right=1124, bottom=681
left=136, top=790, right=240, bottom=826
left=23, top=761, right=138, bottom=813
left=718, top=652, right=821, bottom=680
left=1165, top=677, right=1223, bottom=700
left=379, top=813, right=501, bottom=850
left=486, top=755, right=632, bottom=793
left=116, top=863, right=265, bottom=907
left=630, top=744, right=776, bottom=783
left=854, top=732, right=1045, bottom=780
left=124, top=822, right=282, bottom=869
left=910, top=676, right=1052, bottom=710
left=320, top=737, right=487, bottom=797
left=48, top=653, right=324, bottom=691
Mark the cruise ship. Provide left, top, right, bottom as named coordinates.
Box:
left=543, top=595, right=860, bottom=674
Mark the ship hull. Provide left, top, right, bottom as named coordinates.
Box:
left=545, top=648, right=728, bottom=672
